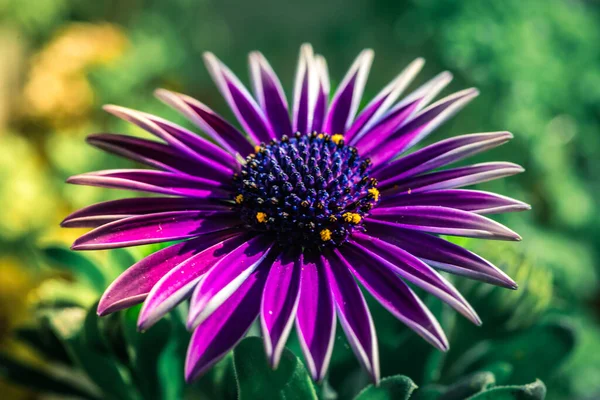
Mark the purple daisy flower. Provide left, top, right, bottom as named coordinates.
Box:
left=63, top=44, right=529, bottom=384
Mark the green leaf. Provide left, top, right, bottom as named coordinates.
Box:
left=411, top=371, right=495, bottom=400
left=0, top=353, right=98, bottom=399
left=42, top=245, right=107, bottom=292
left=233, top=336, right=318, bottom=400
left=48, top=307, right=139, bottom=400
left=354, top=375, right=417, bottom=400
left=466, top=379, right=546, bottom=400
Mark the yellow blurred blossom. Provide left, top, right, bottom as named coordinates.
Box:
left=22, top=23, right=127, bottom=128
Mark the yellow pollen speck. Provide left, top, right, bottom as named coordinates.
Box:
left=317, top=133, right=324, bottom=139
left=368, top=188, right=380, bottom=201
left=342, top=212, right=362, bottom=224
left=320, top=229, right=332, bottom=241
left=256, top=212, right=267, bottom=223
left=235, top=194, right=244, bottom=204
left=254, top=145, right=261, bottom=153
left=331, top=134, right=344, bottom=144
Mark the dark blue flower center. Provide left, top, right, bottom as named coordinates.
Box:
left=233, top=132, right=380, bottom=249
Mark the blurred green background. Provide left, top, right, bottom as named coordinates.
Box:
left=0, top=0, right=599, bottom=399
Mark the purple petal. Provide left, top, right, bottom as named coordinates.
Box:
left=187, top=236, right=275, bottom=329
left=185, top=260, right=269, bottom=382
left=97, top=229, right=240, bottom=316
left=381, top=162, right=524, bottom=194
left=295, top=254, right=336, bottom=381
left=366, top=221, right=518, bottom=288
left=292, top=44, right=317, bottom=134
left=249, top=52, right=292, bottom=138
left=261, top=251, right=302, bottom=368
left=324, top=49, right=374, bottom=134
left=335, top=246, right=449, bottom=351
left=375, top=131, right=513, bottom=184
left=71, top=210, right=240, bottom=250
left=137, top=234, right=249, bottom=330
left=67, top=169, right=230, bottom=198
left=369, top=206, right=521, bottom=240
left=345, top=58, right=424, bottom=143
left=379, top=189, right=530, bottom=215
left=155, top=89, right=256, bottom=156
left=349, top=235, right=480, bottom=325
left=325, top=250, right=379, bottom=383
left=103, top=105, right=237, bottom=170
left=86, top=133, right=206, bottom=175
left=62, top=197, right=230, bottom=228
left=310, top=55, right=330, bottom=133
left=204, top=52, right=275, bottom=143
left=368, top=88, right=480, bottom=165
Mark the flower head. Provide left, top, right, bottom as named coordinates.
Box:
left=63, top=44, right=529, bottom=383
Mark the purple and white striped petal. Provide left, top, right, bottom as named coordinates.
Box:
left=67, top=169, right=230, bottom=198
left=345, top=58, right=424, bottom=143
left=261, top=251, right=302, bottom=368
left=155, top=89, right=256, bottom=156
left=368, top=88, right=480, bottom=165
left=204, top=52, right=275, bottom=143
left=97, top=230, right=240, bottom=316
left=71, top=210, right=240, bottom=250
left=369, top=206, right=521, bottom=240
left=61, top=197, right=229, bottom=228
left=137, top=234, right=249, bottom=330
left=380, top=189, right=530, bottom=215
left=375, top=131, right=514, bottom=184
left=185, top=261, right=270, bottom=382
left=324, top=49, right=374, bottom=135
left=87, top=133, right=206, bottom=176
left=366, top=221, right=517, bottom=288
left=292, top=44, right=320, bottom=134
left=335, top=246, right=449, bottom=351
left=103, top=105, right=237, bottom=169
left=249, top=52, right=293, bottom=138
left=325, top=250, right=379, bottom=383
left=381, top=162, right=524, bottom=194
left=187, top=236, right=275, bottom=329
left=310, top=55, right=330, bottom=133
left=349, top=235, right=480, bottom=325
left=295, top=254, right=336, bottom=381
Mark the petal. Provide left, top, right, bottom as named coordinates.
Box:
left=365, top=220, right=518, bottom=289
left=204, top=52, right=275, bottom=143
left=292, top=44, right=319, bottom=134
left=71, top=210, right=240, bottom=250
left=97, top=233, right=231, bottom=316
left=103, top=105, right=237, bottom=169
left=374, top=131, right=514, bottom=184
left=137, top=233, right=249, bottom=330
left=368, top=88, right=479, bottom=165
left=324, top=49, right=374, bottom=134
left=310, top=55, right=330, bottom=133
left=381, top=162, right=525, bottom=194
left=185, top=261, right=269, bottom=382
left=187, top=236, right=275, bottom=329
left=353, top=71, right=453, bottom=149
left=87, top=133, right=205, bottom=175
left=67, top=169, right=230, bottom=198
left=345, top=57, right=424, bottom=143
left=349, top=235, right=480, bottom=325
left=295, top=254, right=336, bottom=381
left=62, top=197, right=230, bottom=228
left=261, top=251, right=302, bottom=368
left=325, top=250, right=379, bottom=383
left=335, top=246, right=449, bottom=351
left=379, top=189, right=530, bottom=215
left=368, top=206, right=521, bottom=240
left=155, top=89, right=256, bottom=156
left=249, top=52, right=293, bottom=138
